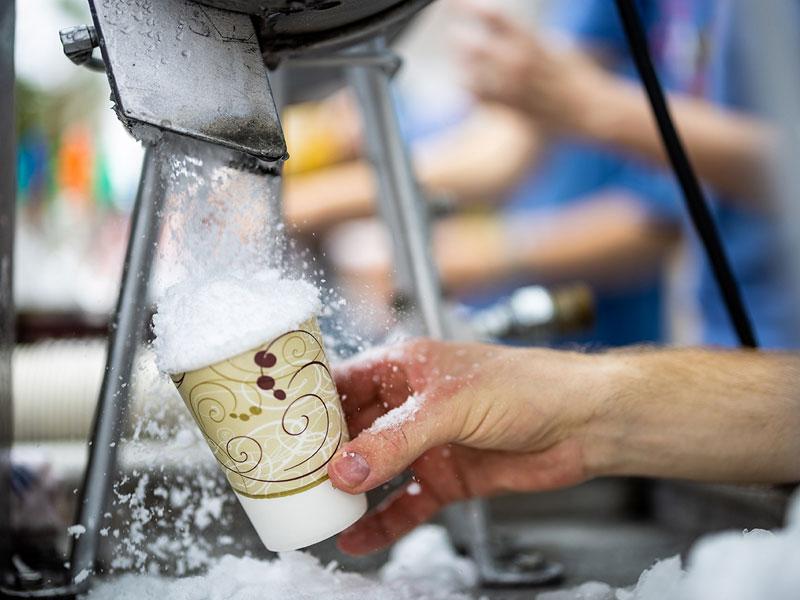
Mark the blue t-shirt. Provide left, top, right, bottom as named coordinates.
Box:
left=698, top=2, right=798, bottom=348
left=485, top=1, right=706, bottom=347
left=499, top=139, right=676, bottom=347
left=397, top=80, right=676, bottom=346
left=553, top=0, right=798, bottom=349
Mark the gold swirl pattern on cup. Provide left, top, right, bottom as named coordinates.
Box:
left=171, top=316, right=347, bottom=499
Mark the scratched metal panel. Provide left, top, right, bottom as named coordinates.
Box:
left=89, top=0, right=286, bottom=160
left=201, top=0, right=433, bottom=56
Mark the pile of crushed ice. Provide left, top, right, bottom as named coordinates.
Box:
left=81, top=492, right=800, bottom=599
left=543, top=491, right=800, bottom=600
left=83, top=525, right=477, bottom=600
left=152, top=269, right=320, bottom=373
left=367, top=393, right=424, bottom=434
left=151, top=145, right=323, bottom=375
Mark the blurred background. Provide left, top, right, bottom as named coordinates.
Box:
left=13, top=0, right=700, bottom=345
left=15, top=0, right=142, bottom=324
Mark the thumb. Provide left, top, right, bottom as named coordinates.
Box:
left=327, top=394, right=452, bottom=493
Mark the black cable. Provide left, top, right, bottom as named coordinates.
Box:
left=614, top=0, right=758, bottom=348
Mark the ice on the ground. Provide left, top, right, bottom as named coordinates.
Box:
left=538, top=581, right=615, bottom=600
left=367, top=393, right=424, bottom=434
left=537, top=492, right=800, bottom=600
left=380, top=525, right=478, bottom=594
left=682, top=526, right=798, bottom=600
left=616, top=555, right=685, bottom=600
left=83, top=526, right=474, bottom=600
left=152, top=270, right=320, bottom=373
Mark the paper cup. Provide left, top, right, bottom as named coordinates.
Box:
left=170, top=315, right=367, bottom=551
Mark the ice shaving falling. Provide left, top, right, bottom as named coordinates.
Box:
left=151, top=141, right=321, bottom=373
left=101, top=140, right=338, bottom=572
left=149, top=138, right=368, bottom=555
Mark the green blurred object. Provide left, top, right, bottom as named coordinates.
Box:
left=93, top=150, right=113, bottom=209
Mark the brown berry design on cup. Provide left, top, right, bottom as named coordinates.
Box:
left=254, top=350, right=287, bottom=402
left=226, top=351, right=277, bottom=422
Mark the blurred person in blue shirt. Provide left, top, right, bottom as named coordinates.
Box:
left=473, top=0, right=705, bottom=346
left=457, top=0, right=795, bottom=348
left=285, top=1, right=694, bottom=347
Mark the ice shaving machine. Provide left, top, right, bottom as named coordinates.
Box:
left=4, top=1, right=563, bottom=596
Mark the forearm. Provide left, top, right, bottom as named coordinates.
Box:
left=285, top=107, right=541, bottom=234
left=585, top=349, right=800, bottom=484
left=432, top=196, right=677, bottom=295
left=582, top=79, right=774, bottom=202
left=508, top=195, right=678, bottom=290
left=283, top=161, right=376, bottom=233
left=416, top=107, right=543, bottom=205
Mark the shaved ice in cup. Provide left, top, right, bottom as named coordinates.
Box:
left=153, top=271, right=367, bottom=551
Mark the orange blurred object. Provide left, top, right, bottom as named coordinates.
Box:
left=282, top=93, right=362, bottom=175
left=57, top=124, right=94, bottom=206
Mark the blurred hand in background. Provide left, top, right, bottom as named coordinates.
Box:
left=452, top=0, right=611, bottom=136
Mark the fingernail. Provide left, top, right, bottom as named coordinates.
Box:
left=332, top=451, right=370, bottom=488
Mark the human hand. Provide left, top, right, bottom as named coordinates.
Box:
left=451, top=0, right=614, bottom=136
left=327, top=339, right=609, bottom=555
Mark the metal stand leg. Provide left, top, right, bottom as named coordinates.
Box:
left=0, top=0, right=16, bottom=583
left=347, top=39, right=562, bottom=587
left=347, top=40, right=446, bottom=337
left=69, top=145, right=166, bottom=587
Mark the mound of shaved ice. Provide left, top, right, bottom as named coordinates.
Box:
left=83, top=526, right=475, bottom=600
left=153, top=270, right=320, bottom=374
left=539, top=492, right=800, bottom=600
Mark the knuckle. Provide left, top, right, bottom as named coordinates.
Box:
left=374, top=426, right=412, bottom=458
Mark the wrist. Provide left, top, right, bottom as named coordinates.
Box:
left=577, top=352, right=643, bottom=479
left=503, top=215, right=550, bottom=276
left=577, top=76, right=636, bottom=145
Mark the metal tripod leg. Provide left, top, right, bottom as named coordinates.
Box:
left=346, top=41, right=445, bottom=336
left=347, top=39, right=562, bottom=587
left=0, top=0, right=15, bottom=583
left=69, top=145, right=166, bottom=587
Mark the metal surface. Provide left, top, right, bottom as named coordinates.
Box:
left=199, top=0, right=433, bottom=58
left=348, top=41, right=561, bottom=587
left=69, top=146, right=166, bottom=588
left=288, top=51, right=401, bottom=74
left=471, top=284, right=594, bottom=342
left=88, top=0, right=286, bottom=161
left=0, top=0, right=15, bottom=584
left=462, top=501, right=564, bottom=587
left=59, top=25, right=104, bottom=72
left=202, top=0, right=400, bottom=18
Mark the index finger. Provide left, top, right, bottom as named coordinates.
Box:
left=334, top=345, right=414, bottom=433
